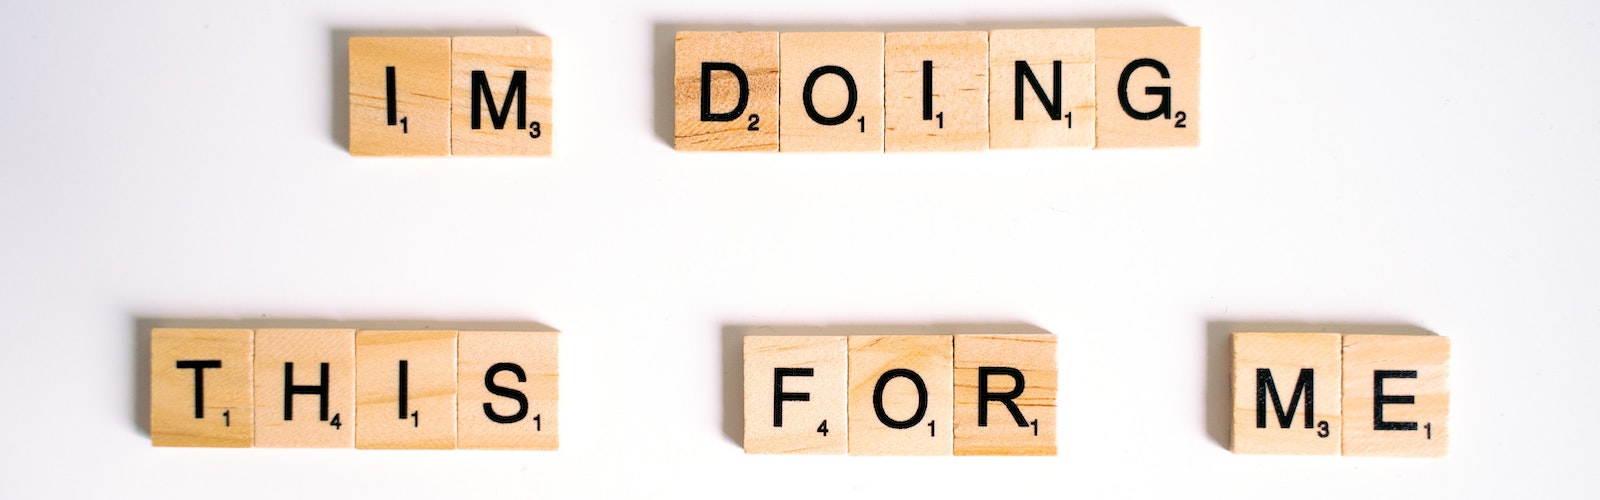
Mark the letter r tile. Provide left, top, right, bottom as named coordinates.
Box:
left=954, top=334, right=1056, bottom=456
left=1231, top=332, right=1341, bottom=455
left=743, top=336, right=848, bottom=454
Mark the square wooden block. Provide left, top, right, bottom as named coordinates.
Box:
left=674, top=31, right=779, bottom=151
left=953, top=334, right=1056, bottom=456
left=151, top=328, right=253, bottom=447
left=1094, top=27, right=1200, bottom=148
left=1231, top=332, right=1342, bottom=455
left=1342, top=335, right=1450, bottom=457
left=884, top=31, right=989, bottom=152
left=253, top=329, right=355, bottom=448
left=355, top=330, right=457, bottom=449
left=988, top=29, right=1095, bottom=149
left=848, top=335, right=953, bottom=455
left=779, top=32, right=884, bottom=152
left=457, top=330, right=559, bottom=450
left=348, top=37, right=452, bottom=156
left=451, top=36, right=552, bottom=156
left=744, top=336, right=848, bottom=454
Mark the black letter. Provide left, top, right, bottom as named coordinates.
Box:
left=1014, top=61, right=1062, bottom=120
left=802, top=65, right=857, bottom=126
left=175, top=360, right=222, bottom=419
left=872, top=368, right=928, bottom=429
left=385, top=66, right=398, bottom=125
left=471, top=70, right=527, bottom=130
left=283, top=362, right=331, bottom=421
left=1255, top=368, right=1315, bottom=429
left=699, top=62, right=749, bottom=122
left=773, top=368, right=814, bottom=427
left=397, top=360, right=409, bottom=419
left=977, top=367, right=1029, bottom=427
left=1374, top=370, right=1419, bottom=431
left=921, top=60, right=934, bottom=120
left=483, top=362, right=530, bottom=424
left=1117, top=58, right=1172, bottom=120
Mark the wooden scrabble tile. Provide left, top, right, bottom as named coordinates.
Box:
left=884, top=31, right=988, bottom=152
left=848, top=335, right=953, bottom=455
left=1094, top=27, right=1200, bottom=148
left=151, top=328, right=253, bottom=447
left=1231, top=332, right=1342, bottom=455
left=252, top=329, right=355, bottom=448
left=674, top=31, right=779, bottom=152
left=1342, top=335, right=1450, bottom=457
left=354, top=330, right=457, bottom=449
left=451, top=36, right=552, bottom=156
left=743, top=336, right=848, bottom=454
left=953, top=334, right=1056, bottom=456
left=779, top=32, right=885, bottom=152
left=988, top=29, right=1095, bottom=149
left=457, top=330, right=559, bottom=450
left=348, top=37, right=452, bottom=156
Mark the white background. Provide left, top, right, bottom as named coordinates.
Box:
left=1, top=0, right=1597, bottom=498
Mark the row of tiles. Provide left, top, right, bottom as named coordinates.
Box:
left=743, top=334, right=1057, bottom=456
left=150, top=328, right=557, bottom=449
left=1232, top=333, right=1451, bottom=457
left=675, top=28, right=1200, bottom=152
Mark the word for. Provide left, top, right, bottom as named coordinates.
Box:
left=150, top=328, right=558, bottom=450
left=674, top=27, right=1199, bottom=152
left=349, top=37, right=552, bottom=157
left=1232, top=333, right=1450, bottom=457
left=744, top=334, right=1056, bottom=456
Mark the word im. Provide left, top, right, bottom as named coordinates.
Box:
left=744, top=334, right=1056, bottom=456
left=150, top=328, right=558, bottom=450
left=674, top=27, right=1199, bottom=152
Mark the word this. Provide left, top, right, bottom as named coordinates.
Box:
left=674, top=27, right=1199, bottom=152
left=1232, top=333, right=1450, bottom=457
left=150, top=328, right=558, bottom=450
left=744, top=334, right=1056, bottom=456
left=349, top=37, right=552, bottom=157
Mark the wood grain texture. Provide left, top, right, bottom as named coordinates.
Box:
left=743, top=336, right=848, bottom=454
left=151, top=328, right=253, bottom=447
left=457, top=330, right=558, bottom=450
left=348, top=37, right=452, bottom=156
left=674, top=31, right=779, bottom=151
left=354, top=330, right=457, bottom=449
left=1342, top=334, right=1450, bottom=457
left=953, top=334, right=1055, bottom=456
left=988, top=29, right=1095, bottom=149
left=884, top=31, right=988, bottom=152
left=1231, top=332, right=1342, bottom=455
left=779, top=32, right=884, bottom=152
left=451, top=36, right=552, bottom=156
left=252, top=329, right=355, bottom=448
left=1094, top=27, right=1200, bottom=148
left=848, top=335, right=952, bottom=455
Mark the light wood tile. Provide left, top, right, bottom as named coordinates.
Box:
left=988, top=29, right=1095, bottom=149
left=1342, top=334, right=1450, bottom=457
left=1094, top=27, right=1200, bottom=148
left=1231, top=332, right=1342, bottom=455
left=451, top=36, right=552, bottom=156
left=457, top=330, right=559, bottom=450
left=884, top=31, right=989, bottom=152
left=743, top=336, right=848, bottom=454
left=151, top=328, right=253, bottom=447
left=953, top=334, right=1055, bottom=456
left=848, top=335, right=953, bottom=455
left=354, top=330, right=457, bottom=449
left=779, top=32, right=884, bottom=152
left=674, top=31, right=780, bottom=151
left=253, top=329, right=355, bottom=448
left=348, top=37, right=452, bottom=156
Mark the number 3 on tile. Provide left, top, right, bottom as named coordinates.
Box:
left=528, top=121, right=542, bottom=139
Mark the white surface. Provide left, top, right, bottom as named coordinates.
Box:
left=1, top=0, right=1598, bottom=498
